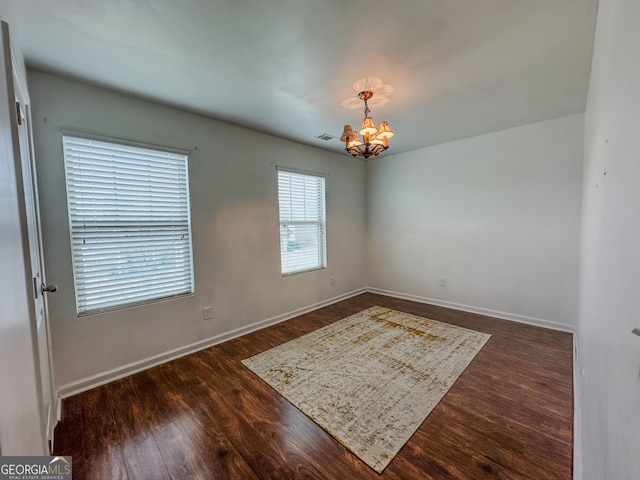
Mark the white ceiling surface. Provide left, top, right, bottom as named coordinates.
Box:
left=12, top=0, right=598, bottom=155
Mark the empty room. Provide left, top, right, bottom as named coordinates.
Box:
left=1, top=0, right=638, bottom=479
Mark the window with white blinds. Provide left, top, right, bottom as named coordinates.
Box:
left=63, top=135, right=194, bottom=315
left=277, top=168, right=326, bottom=275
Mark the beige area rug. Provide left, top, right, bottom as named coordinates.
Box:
left=241, top=306, right=491, bottom=473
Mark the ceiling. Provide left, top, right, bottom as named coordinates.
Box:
left=11, top=0, right=599, bottom=156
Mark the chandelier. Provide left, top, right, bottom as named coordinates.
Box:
left=340, top=91, right=394, bottom=159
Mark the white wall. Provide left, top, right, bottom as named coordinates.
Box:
left=28, top=70, right=366, bottom=392
left=578, top=0, right=640, bottom=477
left=367, top=114, right=584, bottom=329
left=0, top=10, right=46, bottom=454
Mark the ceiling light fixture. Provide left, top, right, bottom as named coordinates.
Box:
left=340, top=91, right=394, bottom=159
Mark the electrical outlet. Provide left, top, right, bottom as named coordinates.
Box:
left=438, top=278, right=446, bottom=287
left=203, top=306, right=212, bottom=320
left=330, top=275, right=335, bottom=286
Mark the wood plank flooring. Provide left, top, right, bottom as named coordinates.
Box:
left=54, top=293, right=574, bottom=479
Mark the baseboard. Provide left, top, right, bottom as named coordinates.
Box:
left=57, top=287, right=367, bottom=398
left=49, top=396, right=62, bottom=454
left=573, top=332, right=582, bottom=480
left=366, top=287, right=575, bottom=333
left=56, top=285, right=573, bottom=398
left=46, top=403, right=52, bottom=454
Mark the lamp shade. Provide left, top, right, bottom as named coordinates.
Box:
left=376, top=121, right=394, bottom=139
left=360, top=117, right=378, bottom=136
left=347, top=131, right=362, bottom=148
left=340, top=124, right=354, bottom=142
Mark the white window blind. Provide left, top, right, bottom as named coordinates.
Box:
left=277, top=168, right=326, bottom=275
left=63, top=135, right=194, bottom=315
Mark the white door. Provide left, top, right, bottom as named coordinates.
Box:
left=7, top=21, right=57, bottom=452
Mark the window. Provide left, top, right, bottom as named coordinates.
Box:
left=63, top=135, right=194, bottom=315
left=277, top=168, right=326, bottom=275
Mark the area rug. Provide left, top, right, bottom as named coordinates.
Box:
left=241, top=306, right=491, bottom=473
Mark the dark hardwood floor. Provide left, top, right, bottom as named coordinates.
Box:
left=54, top=293, right=574, bottom=479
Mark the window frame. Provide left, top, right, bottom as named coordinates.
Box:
left=61, top=131, right=195, bottom=316
left=276, top=166, right=328, bottom=276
